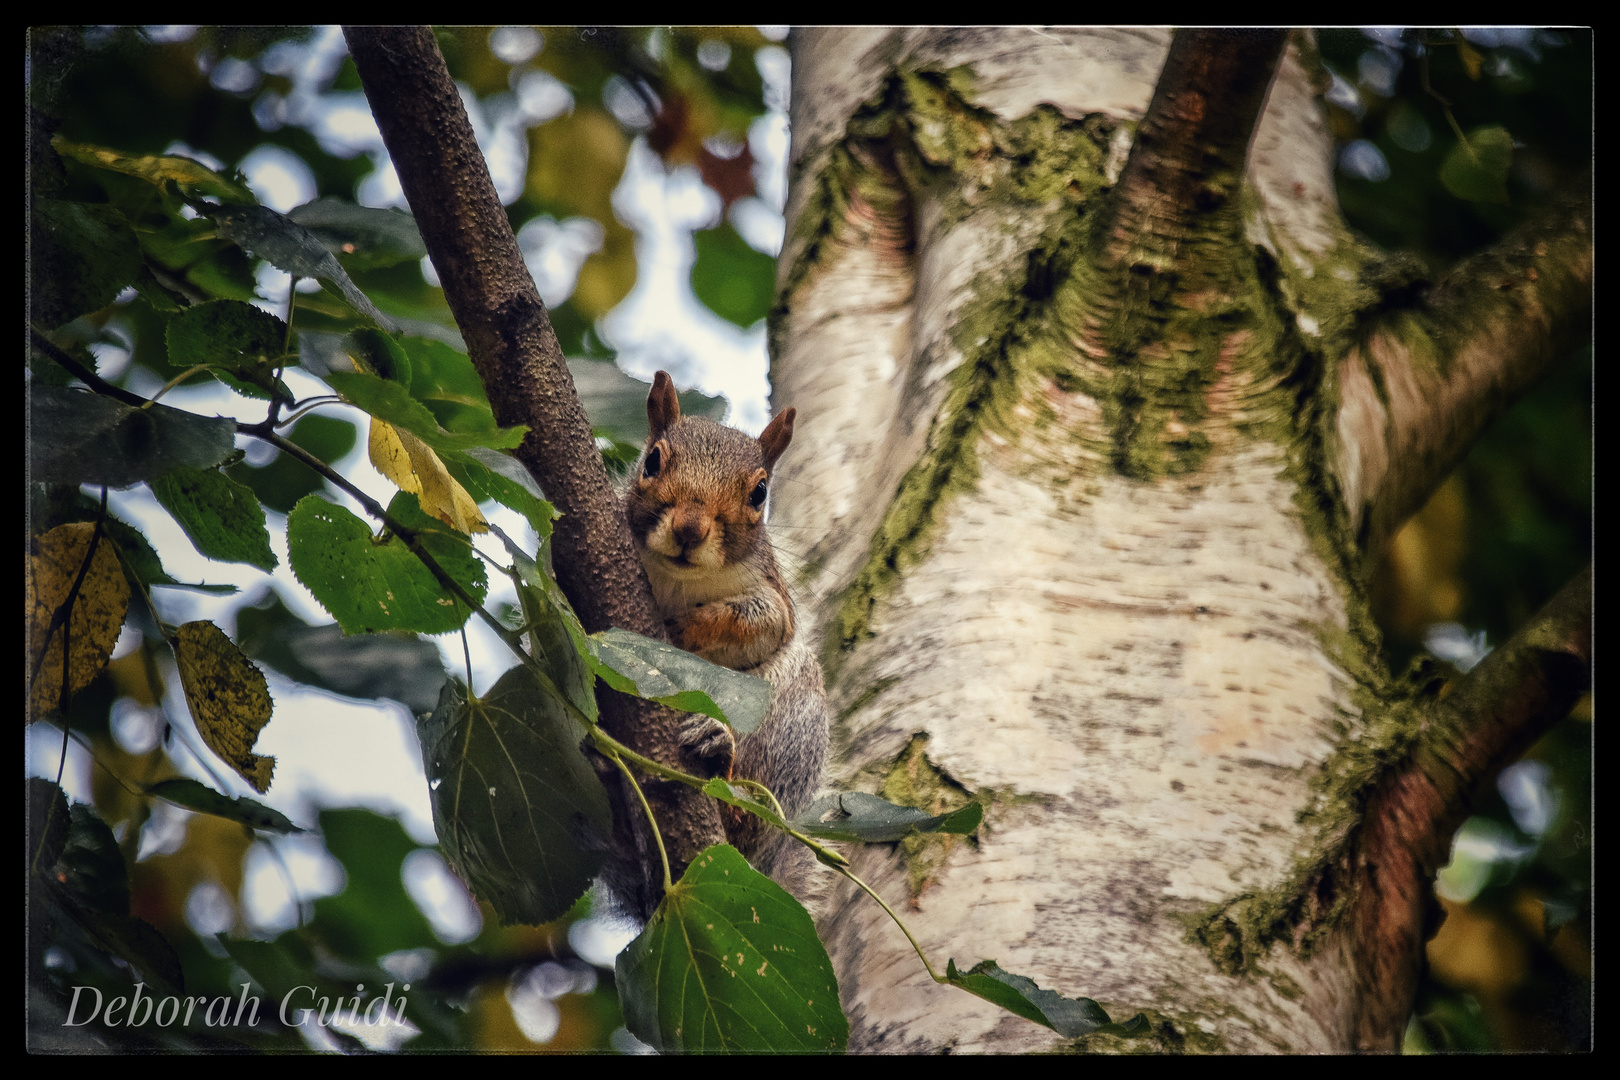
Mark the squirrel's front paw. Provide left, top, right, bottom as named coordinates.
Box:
left=678, top=713, right=735, bottom=768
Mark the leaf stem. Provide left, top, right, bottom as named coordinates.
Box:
left=832, top=863, right=945, bottom=984
left=590, top=727, right=706, bottom=789
left=459, top=628, right=475, bottom=694
left=610, top=751, right=674, bottom=893
left=147, top=364, right=217, bottom=406
left=274, top=397, right=341, bottom=428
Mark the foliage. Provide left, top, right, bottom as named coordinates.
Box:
left=27, top=25, right=1145, bottom=1053
left=26, top=25, right=1589, bottom=1054
left=1317, top=29, right=1591, bottom=1052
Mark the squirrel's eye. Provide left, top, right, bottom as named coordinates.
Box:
left=749, top=479, right=768, bottom=509
left=642, top=446, right=662, bottom=479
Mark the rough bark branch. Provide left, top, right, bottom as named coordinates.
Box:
left=1350, top=564, right=1591, bottom=1049
left=1334, top=182, right=1593, bottom=554
left=1097, top=28, right=1287, bottom=272
left=343, top=26, right=725, bottom=911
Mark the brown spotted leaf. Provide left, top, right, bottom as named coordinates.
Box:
left=27, top=523, right=130, bottom=720
left=173, top=620, right=275, bottom=792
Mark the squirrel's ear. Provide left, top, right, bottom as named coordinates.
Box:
left=647, top=371, right=681, bottom=440
left=758, top=407, right=796, bottom=471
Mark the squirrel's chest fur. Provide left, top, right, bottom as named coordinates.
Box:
left=641, top=552, right=770, bottom=616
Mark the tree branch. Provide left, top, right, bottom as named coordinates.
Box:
left=343, top=26, right=725, bottom=911
left=1350, top=563, right=1591, bottom=1049
left=1096, top=28, right=1288, bottom=273
left=1332, top=182, right=1593, bottom=554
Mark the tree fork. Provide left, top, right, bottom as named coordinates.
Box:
left=1097, top=28, right=1288, bottom=274
left=1336, top=181, right=1594, bottom=555
left=343, top=26, right=726, bottom=907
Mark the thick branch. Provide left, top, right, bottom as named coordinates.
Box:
left=1333, top=184, right=1593, bottom=553
left=1097, top=28, right=1287, bottom=272
left=344, top=26, right=724, bottom=907
left=1350, top=564, right=1591, bottom=1049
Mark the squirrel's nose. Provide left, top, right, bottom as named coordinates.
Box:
left=671, top=505, right=712, bottom=550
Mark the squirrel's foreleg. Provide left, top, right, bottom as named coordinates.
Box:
left=671, top=578, right=795, bottom=672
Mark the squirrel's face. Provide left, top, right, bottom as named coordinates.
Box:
left=626, top=421, right=769, bottom=574
left=626, top=371, right=795, bottom=586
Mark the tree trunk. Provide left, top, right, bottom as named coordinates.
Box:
left=771, top=28, right=1590, bottom=1053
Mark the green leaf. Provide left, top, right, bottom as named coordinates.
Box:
left=418, top=667, right=612, bottom=925
left=309, top=808, right=439, bottom=959
left=203, top=203, right=400, bottom=331
left=149, top=466, right=277, bottom=571
left=37, top=803, right=184, bottom=995
left=344, top=327, right=412, bottom=388
left=166, top=299, right=290, bottom=397
left=497, top=528, right=595, bottom=722
left=219, top=934, right=358, bottom=1021
left=691, top=221, right=776, bottom=328
left=235, top=591, right=447, bottom=715
left=943, top=960, right=1147, bottom=1039
left=323, top=370, right=528, bottom=452
left=616, top=843, right=847, bottom=1053
left=1439, top=125, right=1514, bottom=204
left=31, top=199, right=143, bottom=330
left=588, top=626, right=771, bottom=734
left=29, top=385, right=237, bottom=488
left=286, top=492, right=485, bottom=635
left=286, top=197, right=427, bottom=271
left=703, top=777, right=790, bottom=830
left=27, top=779, right=72, bottom=872
left=448, top=448, right=555, bottom=539
left=51, top=136, right=256, bottom=203
left=396, top=336, right=492, bottom=408
left=792, top=792, right=984, bottom=843
left=146, top=777, right=302, bottom=833
left=34, top=487, right=239, bottom=595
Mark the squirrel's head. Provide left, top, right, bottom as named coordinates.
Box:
left=626, top=371, right=795, bottom=573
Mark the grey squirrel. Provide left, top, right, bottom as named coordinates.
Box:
left=624, top=371, right=828, bottom=894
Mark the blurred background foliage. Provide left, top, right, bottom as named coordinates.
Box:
left=1316, top=28, right=1591, bottom=1053
left=28, top=23, right=782, bottom=1052
left=27, top=26, right=1589, bottom=1052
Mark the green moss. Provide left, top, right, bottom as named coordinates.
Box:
left=788, top=83, right=1419, bottom=951
left=879, top=734, right=978, bottom=898
left=834, top=676, right=899, bottom=725
left=1064, top=1008, right=1231, bottom=1055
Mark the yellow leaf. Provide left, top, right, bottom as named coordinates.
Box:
left=368, top=417, right=488, bottom=534
left=51, top=136, right=256, bottom=202
left=27, top=523, right=130, bottom=720
left=1456, top=37, right=1484, bottom=81
left=173, top=621, right=275, bottom=793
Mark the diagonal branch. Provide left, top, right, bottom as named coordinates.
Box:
left=1416, top=562, right=1591, bottom=832
left=1349, top=563, right=1591, bottom=1049
left=343, top=26, right=725, bottom=910
left=1332, top=183, right=1593, bottom=554
left=1096, top=28, right=1288, bottom=273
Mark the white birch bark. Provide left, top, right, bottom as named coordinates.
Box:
left=772, top=29, right=1376, bottom=1052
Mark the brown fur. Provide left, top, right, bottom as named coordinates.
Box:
left=623, top=372, right=829, bottom=902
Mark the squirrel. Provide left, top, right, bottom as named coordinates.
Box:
left=623, top=371, right=828, bottom=895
